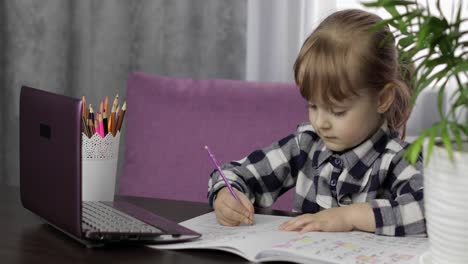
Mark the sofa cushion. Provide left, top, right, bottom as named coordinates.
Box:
left=119, top=72, right=308, bottom=211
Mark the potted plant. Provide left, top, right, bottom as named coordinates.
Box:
left=363, top=1, right=467, bottom=263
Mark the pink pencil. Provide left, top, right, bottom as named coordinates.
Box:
left=98, top=113, right=105, bottom=138
left=95, top=112, right=100, bottom=136
left=204, top=146, right=241, bottom=203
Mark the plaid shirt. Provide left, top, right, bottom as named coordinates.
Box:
left=207, top=122, right=425, bottom=236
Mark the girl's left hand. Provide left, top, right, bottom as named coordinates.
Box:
left=278, top=207, right=354, bottom=234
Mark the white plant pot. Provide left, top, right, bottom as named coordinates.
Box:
left=424, top=142, right=468, bottom=264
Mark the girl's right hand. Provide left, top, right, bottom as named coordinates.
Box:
left=213, top=187, right=255, bottom=226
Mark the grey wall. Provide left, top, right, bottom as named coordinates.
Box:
left=1, top=0, right=247, bottom=186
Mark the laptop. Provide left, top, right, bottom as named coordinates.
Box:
left=19, top=86, right=201, bottom=247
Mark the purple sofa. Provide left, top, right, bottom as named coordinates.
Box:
left=118, top=72, right=308, bottom=211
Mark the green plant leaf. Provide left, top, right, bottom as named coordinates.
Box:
left=436, top=78, right=449, bottom=118
left=417, top=21, right=431, bottom=48
left=370, top=18, right=394, bottom=32
left=364, top=0, right=467, bottom=159
left=405, top=130, right=427, bottom=164
left=459, top=123, right=468, bottom=137
left=440, top=123, right=454, bottom=160
left=453, top=87, right=468, bottom=107
left=384, top=5, right=400, bottom=17
left=425, top=56, right=450, bottom=68
left=438, top=36, right=453, bottom=56
left=398, top=36, right=415, bottom=48
left=369, top=10, right=422, bottom=34
left=450, top=122, right=463, bottom=151
left=465, top=117, right=468, bottom=135
left=424, top=126, right=438, bottom=163
left=453, top=95, right=466, bottom=108
left=453, top=60, right=468, bottom=75
left=398, top=10, right=424, bottom=34
left=458, top=84, right=468, bottom=108
left=411, top=64, right=439, bottom=102
left=419, top=17, right=450, bottom=51
left=416, top=66, right=449, bottom=96
left=362, top=0, right=416, bottom=8
left=458, top=18, right=468, bottom=25
left=455, top=0, right=463, bottom=28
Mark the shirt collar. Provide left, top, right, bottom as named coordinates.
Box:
left=315, top=121, right=397, bottom=179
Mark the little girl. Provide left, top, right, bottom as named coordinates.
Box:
left=208, top=9, right=425, bottom=236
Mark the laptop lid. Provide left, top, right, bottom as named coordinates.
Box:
left=20, top=86, right=82, bottom=239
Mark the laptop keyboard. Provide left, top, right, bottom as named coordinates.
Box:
left=82, top=201, right=162, bottom=233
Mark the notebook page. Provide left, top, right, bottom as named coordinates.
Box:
left=149, top=212, right=295, bottom=261
left=256, top=231, right=428, bottom=264
left=149, top=212, right=428, bottom=263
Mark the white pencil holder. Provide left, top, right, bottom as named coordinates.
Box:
left=81, top=132, right=120, bottom=201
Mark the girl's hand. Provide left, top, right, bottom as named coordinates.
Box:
left=279, top=203, right=375, bottom=233
left=213, top=187, right=255, bottom=226
left=278, top=207, right=354, bottom=233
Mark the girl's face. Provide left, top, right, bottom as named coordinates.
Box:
left=308, top=89, right=383, bottom=152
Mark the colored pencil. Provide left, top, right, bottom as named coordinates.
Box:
left=88, top=104, right=95, bottom=136
left=102, top=110, right=108, bottom=136
left=116, top=101, right=126, bottom=132
left=98, top=113, right=105, bottom=138
left=204, top=146, right=241, bottom=203
left=104, top=96, right=109, bottom=116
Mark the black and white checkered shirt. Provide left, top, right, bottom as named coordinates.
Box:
left=208, top=122, right=425, bottom=236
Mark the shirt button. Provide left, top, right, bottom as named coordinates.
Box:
left=333, top=158, right=342, bottom=168
left=330, top=179, right=337, bottom=187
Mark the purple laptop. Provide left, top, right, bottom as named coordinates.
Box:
left=19, top=86, right=200, bottom=247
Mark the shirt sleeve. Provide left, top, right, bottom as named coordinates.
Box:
left=370, top=149, right=425, bottom=236
left=207, top=124, right=313, bottom=208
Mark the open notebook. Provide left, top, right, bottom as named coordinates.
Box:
left=149, top=212, right=428, bottom=264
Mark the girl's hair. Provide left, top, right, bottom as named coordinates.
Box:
left=294, top=9, right=413, bottom=137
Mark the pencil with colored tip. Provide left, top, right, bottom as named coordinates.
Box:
left=88, top=104, right=95, bottom=136
left=94, top=118, right=99, bottom=137
left=115, top=105, right=120, bottom=127
left=104, top=96, right=109, bottom=115
left=94, top=112, right=99, bottom=136
left=113, top=104, right=120, bottom=135
left=98, top=113, right=105, bottom=138
left=204, top=145, right=241, bottom=203
left=109, top=104, right=116, bottom=136
left=100, top=100, right=104, bottom=115
left=81, top=96, right=87, bottom=119
left=81, top=97, right=90, bottom=137
left=113, top=94, right=119, bottom=108
left=102, top=110, right=108, bottom=136
left=116, top=101, right=126, bottom=132
left=82, top=116, right=90, bottom=137
left=108, top=94, right=118, bottom=134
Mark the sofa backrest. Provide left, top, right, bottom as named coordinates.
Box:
left=119, top=72, right=308, bottom=210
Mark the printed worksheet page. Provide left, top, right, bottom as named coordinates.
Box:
left=149, top=212, right=429, bottom=264
left=149, top=212, right=297, bottom=261
left=256, top=230, right=428, bottom=263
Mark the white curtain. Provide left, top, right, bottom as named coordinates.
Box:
left=246, top=0, right=336, bottom=82
left=246, top=0, right=465, bottom=83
